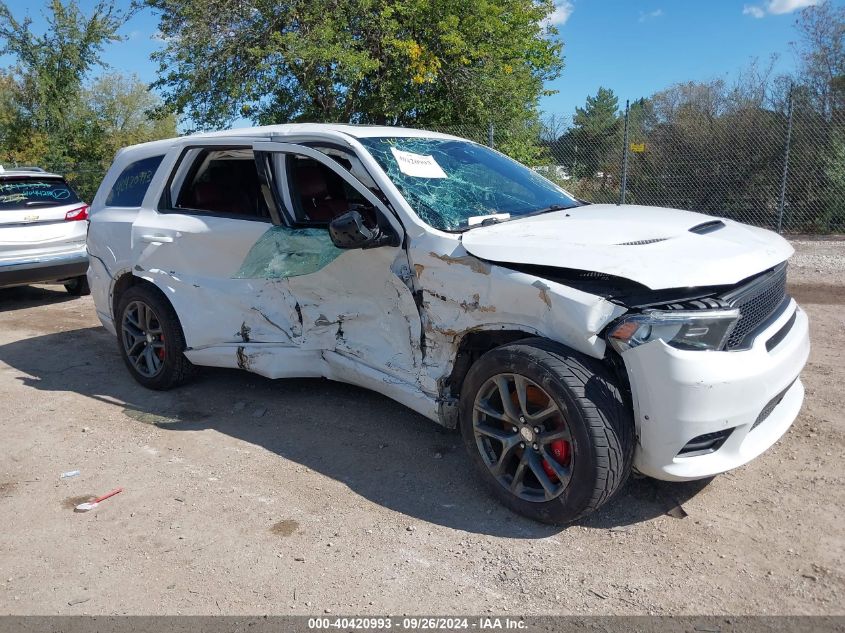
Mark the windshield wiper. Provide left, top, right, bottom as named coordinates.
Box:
left=457, top=213, right=512, bottom=232
left=25, top=200, right=60, bottom=206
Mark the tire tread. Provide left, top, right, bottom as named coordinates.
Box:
left=512, top=338, right=634, bottom=520
left=460, top=337, right=634, bottom=524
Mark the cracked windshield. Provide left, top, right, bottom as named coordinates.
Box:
left=358, top=137, right=580, bottom=231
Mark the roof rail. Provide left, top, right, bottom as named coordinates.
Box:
left=0, top=165, right=48, bottom=173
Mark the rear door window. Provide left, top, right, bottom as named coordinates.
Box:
left=0, top=177, right=81, bottom=210
left=106, top=155, right=165, bottom=207
left=171, top=148, right=269, bottom=220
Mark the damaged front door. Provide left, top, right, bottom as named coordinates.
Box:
left=252, top=141, right=427, bottom=393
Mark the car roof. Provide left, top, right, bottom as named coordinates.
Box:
left=115, top=123, right=464, bottom=159
left=0, top=166, right=64, bottom=179
left=188, top=123, right=460, bottom=140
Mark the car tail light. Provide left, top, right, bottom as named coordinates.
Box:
left=65, top=205, right=89, bottom=221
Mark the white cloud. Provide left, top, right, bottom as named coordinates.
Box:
left=546, top=0, right=574, bottom=26
left=638, top=8, right=664, bottom=22
left=743, top=0, right=820, bottom=18
left=766, top=0, right=821, bottom=14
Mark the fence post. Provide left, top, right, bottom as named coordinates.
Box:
left=776, top=87, right=794, bottom=234
left=487, top=121, right=495, bottom=149
left=620, top=100, right=630, bottom=205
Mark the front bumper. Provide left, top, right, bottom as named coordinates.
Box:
left=0, top=249, right=89, bottom=288
left=621, top=299, right=810, bottom=481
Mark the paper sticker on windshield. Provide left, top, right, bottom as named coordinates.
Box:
left=389, top=148, right=447, bottom=179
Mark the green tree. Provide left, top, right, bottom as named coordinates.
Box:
left=793, top=1, right=845, bottom=230
left=0, top=0, right=131, bottom=162
left=820, top=131, right=845, bottom=231
left=145, top=0, right=563, bottom=131
left=79, top=73, right=177, bottom=160
left=67, top=74, right=178, bottom=199
left=795, top=0, right=845, bottom=121
left=0, top=1, right=175, bottom=200
left=569, top=87, right=620, bottom=181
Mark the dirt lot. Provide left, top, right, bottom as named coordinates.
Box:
left=0, top=239, right=843, bottom=616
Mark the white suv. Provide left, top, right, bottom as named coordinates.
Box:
left=87, top=125, right=810, bottom=524
left=0, top=167, right=90, bottom=294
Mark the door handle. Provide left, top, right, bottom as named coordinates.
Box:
left=141, top=234, right=176, bottom=244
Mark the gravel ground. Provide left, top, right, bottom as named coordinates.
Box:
left=788, top=236, right=845, bottom=285
left=0, top=239, right=842, bottom=616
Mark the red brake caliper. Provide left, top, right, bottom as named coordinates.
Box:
left=542, top=439, right=570, bottom=481
left=156, top=335, right=165, bottom=361
left=516, top=386, right=571, bottom=481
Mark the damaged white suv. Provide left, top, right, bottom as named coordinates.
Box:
left=87, top=125, right=810, bottom=524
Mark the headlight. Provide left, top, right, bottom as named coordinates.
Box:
left=607, top=309, right=740, bottom=352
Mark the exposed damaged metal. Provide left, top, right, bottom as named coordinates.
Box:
left=238, top=322, right=251, bottom=343
left=236, top=346, right=250, bottom=370
left=429, top=252, right=491, bottom=275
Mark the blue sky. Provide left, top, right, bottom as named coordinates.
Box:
left=541, top=0, right=836, bottom=115
left=1, top=0, right=840, bottom=125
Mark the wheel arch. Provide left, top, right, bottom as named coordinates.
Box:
left=438, top=327, right=539, bottom=428
left=111, top=272, right=179, bottom=330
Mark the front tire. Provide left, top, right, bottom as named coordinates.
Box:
left=459, top=338, right=634, bottom=524
left=116, top=285, right=195, bottom=390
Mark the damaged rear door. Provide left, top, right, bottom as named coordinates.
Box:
left=252, top=141, right=427, bottom=392
left=131, top=142, right=302, bottom=352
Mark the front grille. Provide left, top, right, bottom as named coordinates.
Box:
left=722, top=264, right=789, bottom=350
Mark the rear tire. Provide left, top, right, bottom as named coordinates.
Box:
left=459, top=338, right=634, bottom=525
left=64, top=276, right=90, bottom=296
left=116, top=285, right=195, bottom=390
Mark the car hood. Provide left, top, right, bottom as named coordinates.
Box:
left=461, top=204, right=793, bottom=290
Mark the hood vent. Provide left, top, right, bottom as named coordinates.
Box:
left=689, top=220, right=725, bottom=235
left=616, top=238, right=668, bottom=246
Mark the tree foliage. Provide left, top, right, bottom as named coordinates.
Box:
left=533, top=2, right=844, bottom=231
left=145, top=0, right=563, bottom=131
left=569, top=87, right=620, bottom=180
left=795, top=0, right=845, bottom=120
left=0, top=0, right=129, bottom=141
left=0, top=0, right=176, bottom=199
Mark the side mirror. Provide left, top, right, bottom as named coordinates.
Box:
left=328, top=209, right=397, bottom=250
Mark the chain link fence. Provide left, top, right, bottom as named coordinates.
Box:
left=432, top=94, right=844, bottom=234
left=11, top=93, right=843, bottom=234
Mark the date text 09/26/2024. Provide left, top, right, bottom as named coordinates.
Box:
left=307, top=617, right=527, bottom=630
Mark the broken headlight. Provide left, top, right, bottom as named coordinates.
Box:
left=607, top=309, right=740, bottom=352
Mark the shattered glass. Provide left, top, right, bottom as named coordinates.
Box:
left=358, top=137, right=579, bottom=232
left=234, top=226, right=342, bottom=279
